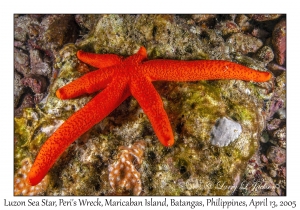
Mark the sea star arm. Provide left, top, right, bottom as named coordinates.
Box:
left=77, top=50, right=123, bottom=68
left=56, top=50, right=124, bottom=100
left=129, top=75, right=174, bottom=147
left=56, top=66, right=116, bottom=99
left=123, top=46, right=147, bottom=64
left=27, top=76, right=130, bottom=186
left=141, top=60, right=272, bottom=82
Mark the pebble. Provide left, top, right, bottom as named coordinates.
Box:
left=267, top=62, right=286, bottom=71
left=278, top=166, right=286, bottom=178
left=267, top=146, right=286, bottom=165
left=260, top=154, right=268, bottom=163
left=255, top=46, right=274, bottom=64
left=38, top=15, right=79, bottom=55
left=269, top=169, right=277, bottom=178
left=14, top=48, right=30, bottom=76
left=216, top=20, right=240, bottom=36
left=226, top=32, right=263, bottom=54
left=250, top=14, right=281, bottom=22
left=34, top=93, right=46, bottom=104
left=14, top=93, right=34, bottom=117
left=235, top=14, right=249, bottom=27
left=260, top=131, right=269, bottom=143
left=272, top=126, right=286, bottom=142
left=276, top=108, right=286, bottom=119
left=75, top=14, right=103, bottom=30
left=14, top=16, right=36, bottom=42
left=21, top=76, right=48, bottom=94
left=251, top=28, right=270, bottom=39
left=14, top=73, right=25, bottom=108
left=29, top=49, right=52, bottom=77
left=14, top=40, right=26, bottom=50
left=267, top=99, right=284, bottom=119
left=210, top=117, right=242, bottom=147
left=267, top=118, right=281, bottom=131
left=191, top=14, right=216, bottom=24
left=272, top=19, right=286, bottom=65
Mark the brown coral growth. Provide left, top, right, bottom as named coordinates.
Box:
left=14, top=158, right=49, bottom=196
left=108, top=140, right=146, bottom=195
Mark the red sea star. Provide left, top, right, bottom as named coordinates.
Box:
left=27, top=46, right=272, bottom=186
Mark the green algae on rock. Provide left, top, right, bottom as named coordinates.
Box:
left=76, top=14, right=220, bottom=60
left=140, top=79, right=266, bottom=195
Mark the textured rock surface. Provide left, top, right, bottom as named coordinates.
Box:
left=272, top=19, right=286, bottom=65
left=14, top=72, right=25, bottom=108
left=226, top=33, right=263, bottom=55
left=267, top=146, right=286, bottom=165
left=249, top=14, right=281, bottom=22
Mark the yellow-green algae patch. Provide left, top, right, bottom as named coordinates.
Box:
left=141, top=79, right=266, bottom=195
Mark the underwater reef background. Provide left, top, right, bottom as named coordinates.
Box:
left=14, top=14, right=286, bottom=196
